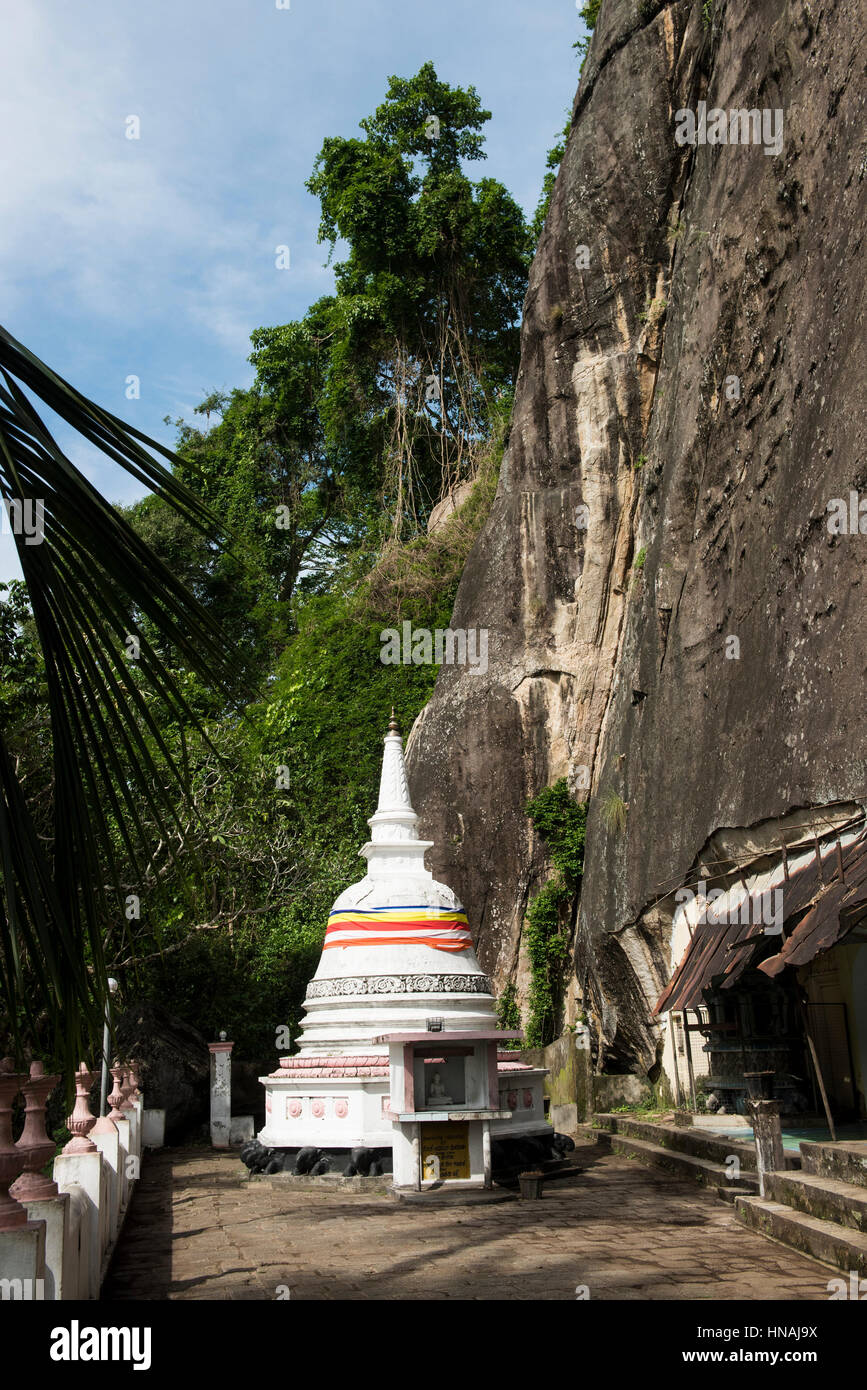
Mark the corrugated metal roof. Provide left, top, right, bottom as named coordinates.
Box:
left=654, top=826, right=867, bottom=1013
left=759, top=833, right=867, bottom=977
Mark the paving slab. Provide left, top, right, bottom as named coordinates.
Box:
left=102, top=1143, right=832, bottom=1301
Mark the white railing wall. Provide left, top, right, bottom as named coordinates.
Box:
left=0, top=1059, right=161, bottom=1300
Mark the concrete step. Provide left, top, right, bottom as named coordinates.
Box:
left=735, top=1195, right=867, bottom=1276
left=581, top=1125, right=759, bottom=1196
left=591, top=1112, right=760, bottom=1171
left=393, top=1185, right=517, bottom=1207
left=765, top=1169, right=867, bottom=1234
left=799, top=1140, right=867, bottom=1188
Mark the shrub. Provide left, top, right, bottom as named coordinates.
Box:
left=522, top=781, right=587, bottom=1047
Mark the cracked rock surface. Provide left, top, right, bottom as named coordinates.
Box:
left=406, top=0, right=867, bottom=1070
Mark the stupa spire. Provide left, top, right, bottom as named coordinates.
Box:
left=362, top=712, right=432, bottom=867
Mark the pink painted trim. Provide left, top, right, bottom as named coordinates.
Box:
left=376, top=1031, right=522, bottom=1043
left=208, top=1042, right=235, bottom=1053
left=403, top=1043, right=415, bottom=1113
left=268, top=1066, right=388, bottom=1078
left=276, top=1054, right=384, bottom=1067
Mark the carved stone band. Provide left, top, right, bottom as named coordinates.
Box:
left=305, top=974, right=494, bottom=1000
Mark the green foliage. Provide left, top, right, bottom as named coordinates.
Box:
left=601, top=789, right=628, bottom=833
left=110, top=445, right=502, bottom=1056
left=0, top=581, right=44, bottom=728
left=573, top=0, right=604, bottom=68
left=305, top=61, right=531, bottom=538
left=496, top=982, right=522, bottom=1032
left=633, top=546, right=647, bottom=570
left=702, top=0, right=714, bottom=29
left=525, top=780, right=587, bottom=888
left=531, top=113, right=572, bottom=241
left=522, top=781, right=587, bottom=1047
left=0, top=64, right=529, bottom=1070
left=0, top=325, right=249, bottom=1079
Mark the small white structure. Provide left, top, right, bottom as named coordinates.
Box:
left=208, top=1035, right=233, bottom=1149
left=208, top=1034, right=254, bottom=1149
left=258, top=714, right=548, bottom=1176
left=384, top=1031, right=513, bottom=1188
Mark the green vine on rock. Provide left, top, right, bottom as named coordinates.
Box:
left=522, top=780, right=587, bottom=1048
left=496, top=982, right=522, bottom=1032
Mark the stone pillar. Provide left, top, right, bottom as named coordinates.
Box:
left=54, top=1064, right=104, bottom=1298
left=0, top=1060, right=28, bottom=1230
left=11, top=1061, right=60, bottom=1202
left=90, top=1117, right=121, bottom=1248
left=0, top=1218, right=46, bottom=1299
left=108, top=1066, right=132, bottom=1208
left=412, top=1123, right=421, bottom=1192
left=142, top=1110, right=166, bottom=1148
left=53, top=1146, right=105, bottom=1299
left=748, top=1099, right=785, bottom=1197
left=119, top=1068, right=140, bottom=1170
left=482, top=1119, right=492, bottom=1189
left=208, top=1037, right=234, bottom=1149
left=20, top=1192, right=69, bottom=1300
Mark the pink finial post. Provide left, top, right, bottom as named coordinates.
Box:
left=0, top=1058, right=28, bottom=1229
left=107, top=1065, right=126, bottom=1122
left=62, top=1063, right=99, bottom=1155
left=10, top=1060, right=60, bottom=1201
left=118, top=1066, right=136, bottom=1111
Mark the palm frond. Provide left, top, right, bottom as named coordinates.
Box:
left=0, top=325, right=252, bottom=1078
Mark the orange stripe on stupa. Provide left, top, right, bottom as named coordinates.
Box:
left=323, top=907, right=472, bottom=953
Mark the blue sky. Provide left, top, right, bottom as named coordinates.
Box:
left=0, top=0, right=584, bottom=579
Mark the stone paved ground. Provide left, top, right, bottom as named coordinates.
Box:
left=103, top=1140, right=832, bottom=1301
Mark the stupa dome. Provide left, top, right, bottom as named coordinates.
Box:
left=295, top=712, right=497, bottom=1053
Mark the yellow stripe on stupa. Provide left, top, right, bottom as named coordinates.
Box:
left=323, top=906, right=472, bottom=952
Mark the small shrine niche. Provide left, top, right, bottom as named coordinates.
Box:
left=417, top=1049, right=471, bottom=1108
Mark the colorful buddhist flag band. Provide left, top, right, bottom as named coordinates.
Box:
left=324, top=907, right=473, bottom=953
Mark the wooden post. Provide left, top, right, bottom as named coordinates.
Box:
left=684, top=1010, right=697, bottom=1112
left=813, top=832, right=824, bottom=885
left=670, top=1015, right=684, bottom=1110
left=800, top=1003, right=837, bottom=1142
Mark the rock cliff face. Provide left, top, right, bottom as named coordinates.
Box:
left=407, top=0, right=867, bottom=1073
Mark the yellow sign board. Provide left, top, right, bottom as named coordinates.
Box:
left=422, top=1121, right=470, bottom=1180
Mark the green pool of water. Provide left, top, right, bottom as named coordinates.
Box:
left=708, top=1123, right=867, bottom=1151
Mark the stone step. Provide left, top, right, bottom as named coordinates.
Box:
left=799, top=1140, right=867, bottom=1189
left=716, top=1185, right=758, bottom=1205
left=591, top=1112, right=760, bottom=1171
left=581, top=1125, right=759, bottom=1195
left=735, top=1195, right=867, bottom=1276
left=393, top=1185, right=517, bottom=1207
left=765, top=1169, right=867, bottom=1234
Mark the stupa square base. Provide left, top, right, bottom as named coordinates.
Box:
left=258, top=1072, right=393, bottom=1149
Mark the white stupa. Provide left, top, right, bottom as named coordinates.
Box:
left=258, top=714, right=547, bottom=1156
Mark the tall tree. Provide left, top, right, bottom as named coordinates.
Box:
left=305, top=61, right=532, bottom=537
